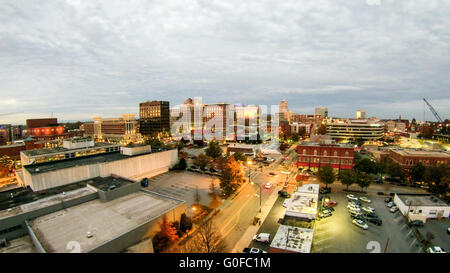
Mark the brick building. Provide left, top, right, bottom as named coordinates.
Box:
left=296, top=141, right=354, bottom=171
left=25, top=118, right=68, bottom=141
left=389, top=149, right=450, bottom=170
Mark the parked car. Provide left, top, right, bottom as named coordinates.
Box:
left=360, top=197, right=371, bottom=203
left=361, top=207, right=375, bottom=213
left=278, top=190, right=291, bottom=198
left=243, top=248, right=267, bottom=253
left=323, top=206, right=335, bottom=212
left=367, top=217, right=382, bottom=226
left=426, top=246, right=446, bottom=253
left=447, top=228, right=450, bottom=235
left=348, top=206, right=361, bottom=213
left=346, top=194, right=358, bottom=201
left=352, top=219, right=369, bottom=230
left=264, top=183, right=273, bottom=189
left=385, top=197, right=392, bottom=203
left=140, top=178, right=149, bottom=187
left=322, top=208, right=333, bottom=214
left=283, top=198, right=292, bottom=208
left=347, top=203, right=360, bottom=210
left=349, top=210, right=363, bottom=218
left=390, top=206, right=399, bottom=213
left=324, top=200, right=337, bottom=207
left=268, top=172, right=278, bottom=177
left=320, top=187, right=331, bottom=194
left=386, top=202, right=394, bottom=208
left=410, top=220, right=424, bottom=227
left=253, top=233, right=271, bottom=243
left=318, top=211, right=332, bottom=218
left=364, top=212, right=379, bottom=218
left=348, top=199, right=362, bottom=206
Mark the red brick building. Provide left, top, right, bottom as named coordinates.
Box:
left=26, top=118, right=68, bottom=141
left=296, top=143, right=354, bottom=171
left=389, top=149, right=450, bottom=170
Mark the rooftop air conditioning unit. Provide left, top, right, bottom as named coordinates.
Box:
left=86, top=231, right=93, bottom=238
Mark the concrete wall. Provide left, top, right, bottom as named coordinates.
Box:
left=394, top=194, right=450, bottom=220
left=97, top=182, right=141, bottom=202
left=23, top=149, right=178, bottom=191
left=25, top=220, right=46, bottom=253
left=89, top=191, right=186, bottom=253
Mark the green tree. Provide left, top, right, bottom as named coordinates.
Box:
left=339, top=169, right=356, bottom=191
left=232, top=151, right=247, bottom=163
left=290, top=133, right=300, bottom=143
left=194, top=153, right=212, bottom=168
left=355, top=158, right=377, bottom=174
left=355, top=172, right=372, bottom=192
left=205, top=141, right=222, bottom=159
left=180, top=213, right=193, bottom=233
left=355, top=138, right=365, bottom=147
left=317, top=124, right=327, bottom=135
left=410, top=162, right=426, bottom=182
left=317, top=165, right=335, bottom=188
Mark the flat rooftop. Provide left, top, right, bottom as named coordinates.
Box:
left=22, top=142, right=118, bottom=157
left=29, top=191, right=183, bottom=253
left=0, top=180, right=91, bottom=213
left=0, top=186, right=96, bottom=219
left=391, top=149, right=450, bottom=158
left=88, top=176, right=134, bottom=191
left=23, top=150, right=148, bottom=175
left=397, top=194, right=448, bottom=207
left=0, top=236, right=36, bottom=253
left=285, top=184, right=319, bottom=219
left=270, top=225, right=314, bottom=253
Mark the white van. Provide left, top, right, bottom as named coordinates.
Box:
left=253, top=233, right=270, bottom=243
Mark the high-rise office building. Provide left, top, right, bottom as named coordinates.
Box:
left=356, top=110, right=366, bottom=119
left=139, top=101, right=170, bottom=137
left=279, top=100, right=289, bottom=122
left=315, top=107, right=328, bottom=118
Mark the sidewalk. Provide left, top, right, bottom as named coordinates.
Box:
left=230, top=184, right=282, bottom=253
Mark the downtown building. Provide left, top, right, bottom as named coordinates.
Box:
left=81, top=114, right=142, bottom=144
left=296, top=137, right=354, bottom=171
left=388, top=149, right=450, bottom=171
left=325, top=118, right=383, bottom=142
left=139, top=101, right=170, bottom=137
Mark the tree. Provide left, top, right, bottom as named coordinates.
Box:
left=355, top=138, right=365, bottom=147
left=317, top=124, right=327, bottom=135
left=339, top=169, right=356, bottom=191
left=410, top=162, right=426, bottom=182
left=194, top=186, right=201, bottom=204
left=205, top=141, right=222, bottom=159
left=194, top=153, right=212, bottom=168
left=173, top=158, right=187, bottom=170
left=232, top=151, right=247, bottom=163
left=355, top=172, right=372, bottom=192
left=180, top=213, right=192, bottom=233
left=220, top=156, right=244, bottom=197
left=152, top=215, right=179, bottom=252
left=317, top=165, right=335, bottom=188
left=182, top=217, right=227, bottom=253
left=290, top=133, right=300, bottom=143
left=354, top=158, right=377, bottom=174
left=176, top=141, right=185, bottom=151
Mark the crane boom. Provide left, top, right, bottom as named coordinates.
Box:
left=423, top=98, right=443, bottom=123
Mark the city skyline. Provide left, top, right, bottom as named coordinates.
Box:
left=1, top=1, right=449, bottom=124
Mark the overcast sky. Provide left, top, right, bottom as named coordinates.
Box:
left=1, top=0, right=449, bottom=124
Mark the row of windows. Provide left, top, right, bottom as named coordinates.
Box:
left=299, top=157, right=352, bottom=165
left=301, top=149, right=350, bottom=157
left=32, top=147, right=120, bottom=163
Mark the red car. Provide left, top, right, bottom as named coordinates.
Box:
left=324, top=200, right=337, bottom=207
left=264, top=183, right=273, bottom=189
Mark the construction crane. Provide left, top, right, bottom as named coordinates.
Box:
left=423, top=98, right=443, bottom=123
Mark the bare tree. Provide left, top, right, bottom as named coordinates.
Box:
left=181, top=217, right=227, bottom=253
left=194, top=186, right=201, bottom=205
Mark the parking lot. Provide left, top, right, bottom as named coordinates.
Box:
left=312, top=191, right=423, bottom=253
left=133, top=171, right=220, bottom=212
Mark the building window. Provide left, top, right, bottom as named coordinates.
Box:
left=314, top=150, right=317, bottom=156
left=303, top=149, right=306, bottom=155
left=334, top=151, right=337, bottom=157
left=323, top=151, right=327, bottom=156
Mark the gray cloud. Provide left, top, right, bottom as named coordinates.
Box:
left=0, top=0, right=449, bottom=124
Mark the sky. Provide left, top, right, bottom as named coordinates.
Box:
left=0, top=0, right=449, bottom=125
